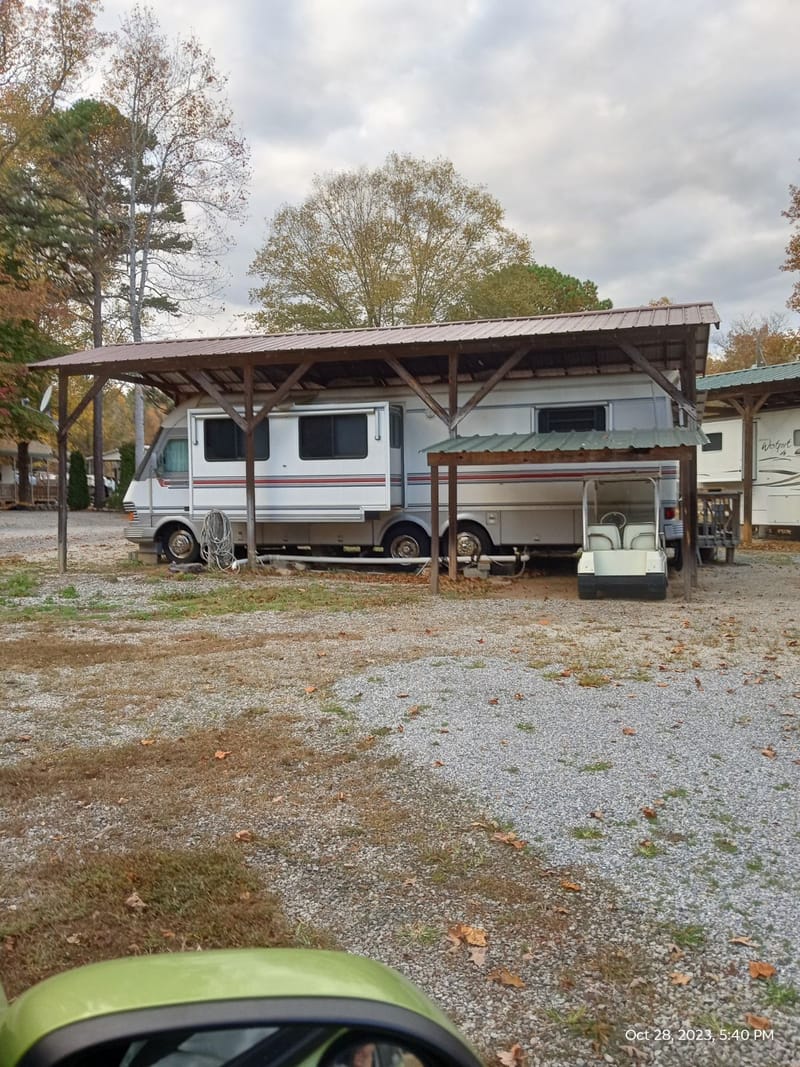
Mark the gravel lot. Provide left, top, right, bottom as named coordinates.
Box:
left=1, top=510, right=799, bottom=1065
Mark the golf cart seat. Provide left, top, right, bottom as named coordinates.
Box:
left=586, top=524, right=621, bottom=551
left=623, top=523, right=658, bottom=550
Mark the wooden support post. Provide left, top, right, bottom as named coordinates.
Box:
left=741, top=402, right=755, bottom=545
left=430, top=461, right=440, bottom=594
left=688, top=447, right=698, bottom=588
left=57, top=370, right=68, bottom=574
left=447, top=465, right=458, bottom=580
left=680, top=454, right=691, bottom=601
left=243, top=364, right=257, bottom=570
left=447, top=352, right=458, bottom=580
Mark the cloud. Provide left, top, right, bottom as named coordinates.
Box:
left=97, top=0, right=800, bottom=336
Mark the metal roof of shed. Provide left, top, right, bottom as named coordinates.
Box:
left=31, top=303, right=719, bottom=400
left=425, top=428, right=708, bottom=456
left=697, top=360, right=800, bottom=391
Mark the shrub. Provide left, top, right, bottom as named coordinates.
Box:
left=67, top=451, right=90, bottom=510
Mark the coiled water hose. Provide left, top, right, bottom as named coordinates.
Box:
left=199, top=510, right=236, bottom=570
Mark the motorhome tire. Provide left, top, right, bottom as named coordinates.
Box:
left=162, top=524, right=201, bottom=564
left=450, top=523, right=491, bottom=559
left=383, top=523, right=431, bottom=560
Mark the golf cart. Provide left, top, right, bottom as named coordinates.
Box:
left=576, top=477, right=669, bottom=600
left=0, top=949, right=481, bottom=1067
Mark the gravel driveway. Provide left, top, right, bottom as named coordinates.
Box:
left=1, top=527, right=799, bottom=1064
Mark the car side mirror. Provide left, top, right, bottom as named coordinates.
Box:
left=0, top=950, right=481, bottom=1067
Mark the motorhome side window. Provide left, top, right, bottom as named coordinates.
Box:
left=537, top=405, right=606, bottom=432
left=702, top=432, right=723, bottom=452
left=299, top=413, right=368, bottom=460
left=204, top=418, right=269, bottom=461
left=162, top=438, right=189, bottom=472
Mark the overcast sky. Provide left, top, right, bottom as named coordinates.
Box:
left=95, top=0, right=800, bottom=347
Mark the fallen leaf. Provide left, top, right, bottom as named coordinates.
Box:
left=125, top=892, right=147, bottom=912
left=657, top=682, right=670, bottom=688
left=761, top=746, right=777, bottom=759
left=492, top=831, right=527, bottom=849
left=641, top=807, right=657, bottom=820
left=160, top=930, right=176, bottom=940
left=589, top=809, right=604, bottom=820
left=622, top=726, right=637, bottom=736
left=432, top=759, right=445, bottom=767
left=537, top=618, right=551, bottom=626
left=402, top=877, right=417, bottom=888
left=748, top=961, right=777, bottom=980
left=729, top=935, right=758, bottom=947
left=214, top=750, right=231, bottom=760
left=140, top=738, right=156, bottom=746
left=487, top=967, right=526, bottom=988
left=65, top=933, right=81, bottom=945
left=408, top=704, right=422, bottom=716
left=670, top=972, right=692, bottom=985
left=744, top=1013, right=772, bottom=1029
left=560, top=668, right=572, bottom=677
left=396, top=692, right=409, bottom=698
left=488, top=697, right=499, bottom=705
left=468, top=945, right=487, bottom=967
left=448, top=923, right=487, bottom=947
left=560, top=880, right=581, bottom=892
left=513, top=692, right=524, bottom=700
left=304, top=685, right=317, bottom=694
left=694, top=676, right=703, bottom=690
left=234, top=829, right=253, bottom=842
left=669, top=944, right=685, bottom=961
left=495, top=1043, right=525, bottom=1067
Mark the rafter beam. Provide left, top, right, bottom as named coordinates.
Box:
left=451, top=344, right=532, bottom=429
left=385, top=357, right=448, bottom=424
left=185, top=371, right=247, bottom=431
left=615, top=338, right=697, bottom=423
left=250, top=361, right=315, bottom=428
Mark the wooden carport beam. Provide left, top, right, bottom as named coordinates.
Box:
left=450, top=344, right=532, bottom=429
left=57, top=371, right=111, bottom=574
left=616, top=339, right=698, bottom=424
left=185, top=371, right=248, bottom=431
left=385, top=357, right=448, bottom=423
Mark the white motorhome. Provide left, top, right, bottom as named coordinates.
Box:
left=698, top=408, right=800, bottom=536
left=124, top=375, right=686, bottom=563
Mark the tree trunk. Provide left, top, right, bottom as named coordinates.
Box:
left=92, top=270, right=105, bottom=507
left=17, top=441, right=31, bottom=504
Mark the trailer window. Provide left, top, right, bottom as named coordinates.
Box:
left=702, top=432, right=723, bottom=452
left=537, top=405, right=606, bottom=432
left=204, top=418, right=269, bottom=461
left=299, top=413, right=368, bottom=460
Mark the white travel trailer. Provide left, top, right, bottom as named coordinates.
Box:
left=698, top=407, right=800, bottom=536
left=125, top=373, right=686, bottom=564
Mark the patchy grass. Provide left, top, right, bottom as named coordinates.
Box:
left=570, top=826, right=604, bottom=841
left=579, top=760, right=614, bottom=773
left=762, top=980, right=799, bottom=1010
left=0, top=846, right=302, bottom=999
left=146, top=579, right=416, bottom=618
left=668, top=923, right=706, bottom=949
left=0, top=570, right=40, bottom=597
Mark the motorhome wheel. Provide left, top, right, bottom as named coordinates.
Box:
left=453, top=524, right=491, bottom=559
left=162, top=524, right=201, bottom=564
left=383, top=523, right=431, bottom=560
